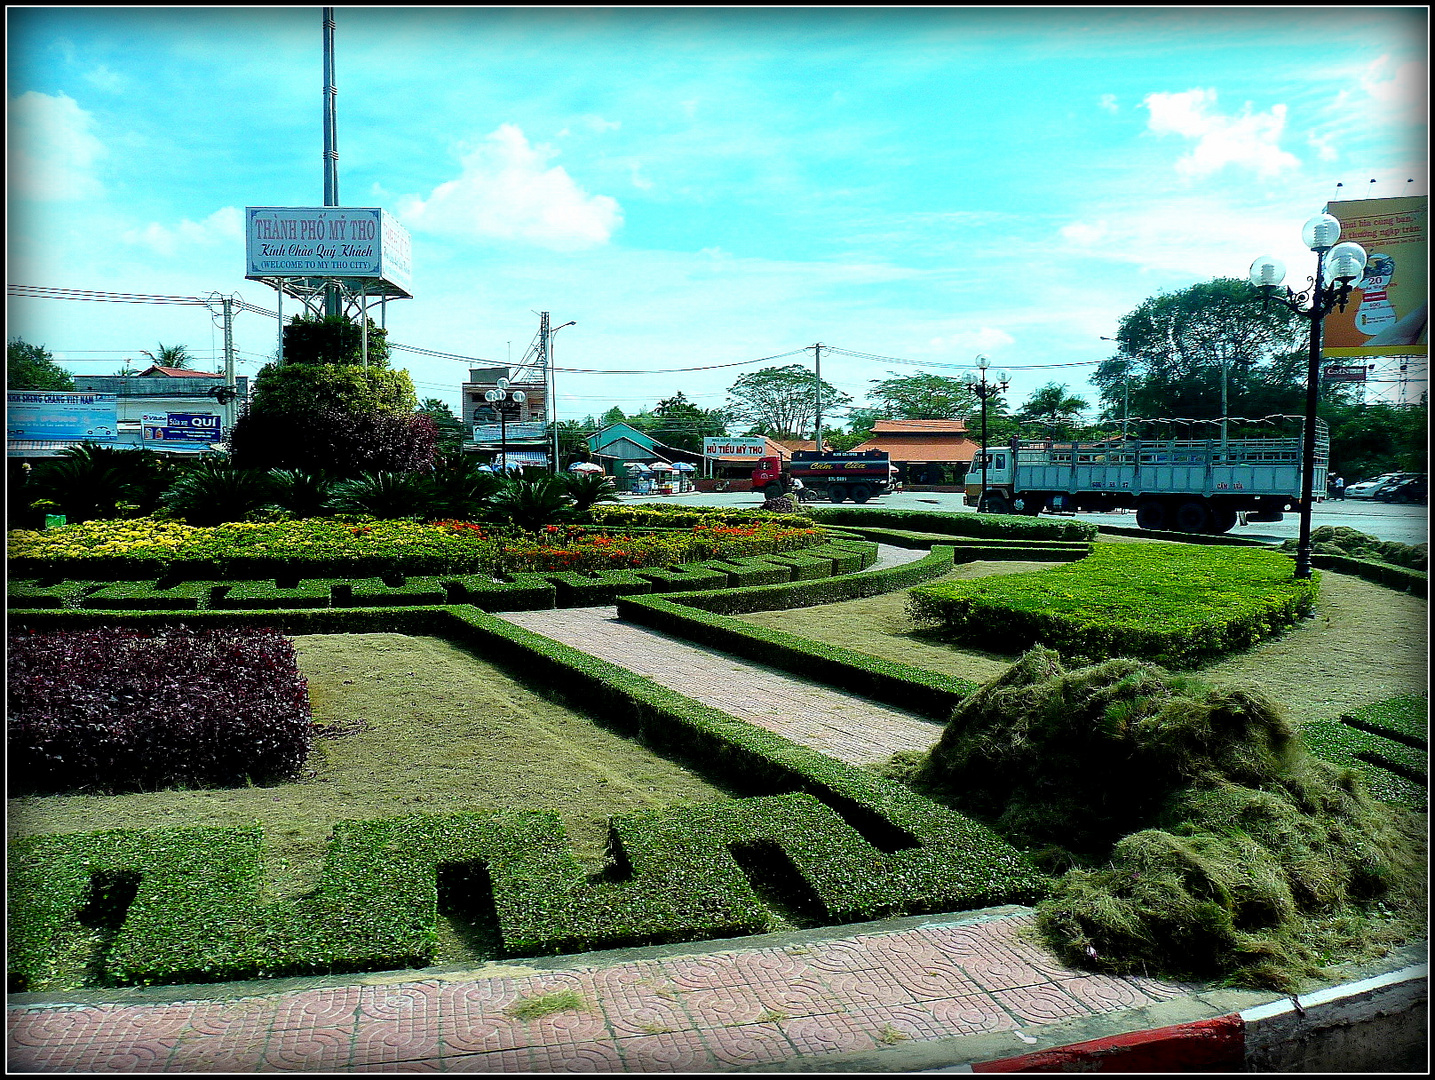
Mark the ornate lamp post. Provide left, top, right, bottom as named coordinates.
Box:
left=1249, top=212, right=1367, bottom=580
left=484, top=378, right=527, bottom=474
left=962, top=355, right=1011, bottom=513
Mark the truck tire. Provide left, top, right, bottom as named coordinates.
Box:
left=1209, top=505, right=1238, bottom=534
left=849, top=484, right=872, bottom=504
left=1013, top=494, right=1042, bottom=516
left=1135, top=498, right=1168, bottom=531
left=1174, top=499, right=1211, bottom=533
left=979, top=493, right=1010, bottom=514
left=828, top=487, right=847, bottom=503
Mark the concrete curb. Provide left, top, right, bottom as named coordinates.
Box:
left=937, top=963, right=1427, bottom=1073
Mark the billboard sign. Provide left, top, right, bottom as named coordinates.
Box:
left=1321, top=365, right=1369, bottom=382
left=141, top=412, right=223, bottom=445
left=7, top=392, right=118, bottom=441
left=703, top=437, right=768, bottom=458
left=245, top=207, right=413, bottom=296
left=1324, top=196, right=1426, bottom=357
left=472, top=421, right=546, bottom=442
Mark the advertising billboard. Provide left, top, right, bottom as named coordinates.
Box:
left=245, top=207, right=412, bottom=296
left=1324, top=196, right=1426, bottom=357
left=7, top=392, right=118, bottom=441
left=703, top=437, right=768, bottom=458
left=141, top=412, right=223, bottom=445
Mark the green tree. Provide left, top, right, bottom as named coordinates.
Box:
left=646, top=392, right=727, bottom=453
left=140, top=342, right=193, bottom=370
left=867, top=372, right=975, bottom=419
left=1016, top=382, right=1089, bottom=439
left=417, top=398, right=467, bottom=452
left=1325, top=400, right=1428, bottom=479
left=725, top=364, right=852, bottom=439
left=7, top=339, right=75, bottom=391
left=1093, top=278, right=1308, bottom=422
left=599, top=406, right=627, bottom=427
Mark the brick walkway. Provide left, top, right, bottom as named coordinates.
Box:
left=5, top=544, right=1208, bottom=1073
left=6, top=910, right=1199, bottom=1073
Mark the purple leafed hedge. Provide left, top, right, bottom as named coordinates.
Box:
left=7, top=627, right=313, bottom=794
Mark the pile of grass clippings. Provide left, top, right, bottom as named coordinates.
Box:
left=896, top=647, right=1424, bottom=991
left=1283, top=525, right=1428, bottom=572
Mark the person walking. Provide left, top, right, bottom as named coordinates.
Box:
left=1334, top=474, right=1346, bottom=500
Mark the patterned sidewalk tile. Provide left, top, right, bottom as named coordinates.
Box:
left=925, top=993, right=1024, bottom=1036
left=698, top=1021, right=796, bottom=1069
left=613, top=1030, right=713, bottom=1072
left=776, top=1011, right=884, bottom=1058
left=992, top=983, right=1095, bottom=1026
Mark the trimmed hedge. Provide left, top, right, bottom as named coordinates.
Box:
left=7, top=604, right=1045, bottom=989
left=79, top=580, right=215, bottom=611
left=214, top=579, right=335, bottom=609
left=694, top=558, right=794, bottom=589
left=7, top=626, right=312, bottom=796
left=1337, top=694, right=1428, bottom=750
left=1306, top=553, right=1428, bottom=597
left=908, top=543, right=1318, bottom=668
left=1300, top=719, right=1426, bottom=810
left=809, top=506, right=1096, bottom=542
left=542, top=570, right=653, bottom=606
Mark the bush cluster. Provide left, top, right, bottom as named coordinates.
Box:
left=1283, top=525, right=1427, bottom=572
left=907, top=542, right=1318, bottom=667
left=808, top=506, right=1097, bottom=542
left=7, top=627, right=312, bottom=795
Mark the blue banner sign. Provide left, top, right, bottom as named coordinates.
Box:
left=7, top=392, right=118, bottom=441
left=141, top=412, right=223, bottom=444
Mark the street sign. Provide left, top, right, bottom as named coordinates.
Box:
left=1322, top=365, right=1369, bottom=382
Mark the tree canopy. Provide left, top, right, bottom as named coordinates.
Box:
left=140, top=342, right=193, bottom=370
left=7, top=339, right=75, bottom=392
left=725, top=364, right=851, bottom=439
left=867, top=371, right=976, bottom=420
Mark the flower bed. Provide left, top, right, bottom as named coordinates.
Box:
left=907, top=542, right=1319, bottom=668
left=7, top=516, right=823, bottom=581
left=7, top=627, right=312, bottom=795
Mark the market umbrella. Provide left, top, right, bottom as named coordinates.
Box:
left=569, top=462, right=604, bottom=473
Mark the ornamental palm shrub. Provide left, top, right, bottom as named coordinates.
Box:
left=487, top=475, right=575, bottom=533
left=426, top=451, right=503, bottom=521
left=331, top=470, right=433, bottom=520
left=33, top=442, right=138, bottom=523
left=265, top=468, right=337, bottom=518
left=157, top=458, right=275, bottom=526
left=560, top=471, right=620, bottom=513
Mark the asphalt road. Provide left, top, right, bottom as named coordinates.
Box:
left=640, top=489, right=1429, bottom=547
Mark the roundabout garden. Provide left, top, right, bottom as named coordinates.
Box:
left=6, top=497, right=1426, bottom=999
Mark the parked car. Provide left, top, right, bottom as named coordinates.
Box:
left=1344, top=472, right=1409, bottom=499
left=1375, top=474, right=1426, bottom=504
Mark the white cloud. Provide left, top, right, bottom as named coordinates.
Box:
left=1060, top=220, right=1109, bottom=246
left=7, top=90, right=106, bottom=201
left=1359, top=55, right=1427, bottom=126
left=397, top=123, right=622, bottom=251
left=122, top=206, right=242, bottom=257
left=1142, top=88, right=1301, bottom=180
left=83, top=65, right=127, bottom=94
left=1099, top=93, right=1119, bottom=114
left=926, top=327, right=1017, bottom=353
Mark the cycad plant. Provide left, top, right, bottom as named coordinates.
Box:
left=487, top=475, right=575, bottom=532
left=560, top=470, right=621, bottom=513
left=33, top=443, right=138, bottom=523
left=330, top=471, right=432, bottom=519
left=426, top=451, right=502, bottom=520
left=265, top=469, right=336, bottom=518
left=158, top=458, right=274, bottom=526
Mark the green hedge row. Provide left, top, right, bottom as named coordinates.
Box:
left=1306, top=553, right=1428, bottom=598
left=908, top=543, right=1318, bottom=668
left=1335, top=694, right=1428, bottom=750
left=821, top=526, right=1090, bottom=561
left=7, top=603, right=1046, bottom=989
left=1300, top=718, right=1426, bottom=810
left=1093, top=523, right=1272, bottom=546
left=808, top=506, right=1096, bottom=542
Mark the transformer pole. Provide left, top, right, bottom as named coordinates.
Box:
left=813, top=342, right=824, bottom=452
left=222, top=296, right=237, bottom=437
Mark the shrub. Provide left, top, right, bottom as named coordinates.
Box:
left=559, top=471, right=621, bottom=513
left=7, top=627, right=312, bottom=794
left=426, top=452, right=502, bottom=521
left=809, top=506, right=1096, bottom=542
left=157, top=459, right=275, bottom=526
left=264, top=469, right=336, bottom=518
left=908, top=542, right=1317, bottom=667
left=1283, top=526, right=1427, bottom=573
left=331, top=471, right=433, bottom=519
left=30, top=443, right=138, bottom=523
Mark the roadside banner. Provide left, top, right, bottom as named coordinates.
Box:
left=6, top=392, right=117, bottom=441
left=1324, top=196, right=1427, bottom=357
left=703, top=437, right=767, bottom=458
left=141, top=412, right=223, bottom=445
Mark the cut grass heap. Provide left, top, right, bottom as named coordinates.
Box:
left=896, top=647, right=1424, bottom=991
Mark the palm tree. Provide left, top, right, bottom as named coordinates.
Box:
left=487, top=475, right=575, bottom=533
left=265, top=469, right=337, bottom=518
left=1017, top=383, right=1090, bottom=439
left=330, top=471, right=433, bottom=520
left=158, top=459, right=274, bottom=526
left=560, top=471, right=620, bottom=514
left=426, top=451, right=502, bottom=521
left=141, top=343, right=193, bottom=370
left=34, top=443, right=137, bottom=523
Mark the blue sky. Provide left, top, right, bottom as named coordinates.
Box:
left=7, top=6, right=1427, bottom=427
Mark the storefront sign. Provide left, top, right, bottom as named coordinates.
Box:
left=703, top=437, right=767, bottom=458
left=141, top=412, right=223, bottom=444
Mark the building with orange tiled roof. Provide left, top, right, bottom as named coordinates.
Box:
left=850, top=419, right=979, bottom=490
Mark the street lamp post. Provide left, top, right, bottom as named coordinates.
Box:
left=962, top=355, right=1011, bottom=513
left=485, top=378, right=527, bottom=475
left=1249, top=212, right=1367, bottom=580
left=547, top=320, right=575, bottom=472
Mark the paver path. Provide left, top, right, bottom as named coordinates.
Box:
left=496, top=605, right=943, bottom=766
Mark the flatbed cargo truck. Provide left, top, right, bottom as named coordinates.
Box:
left=965, top=421, right=1328, bottom=534
left=753, top=449, right=896, bottom=503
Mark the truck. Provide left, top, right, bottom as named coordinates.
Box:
left=964, top=420, right=1328, bottom=534
left=752, top=448, right=896, bottom=504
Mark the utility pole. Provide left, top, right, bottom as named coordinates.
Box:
left=322, top=7, right=340, bottom=318
left=222, top=296, right=237, bottom=437
left=537, top=311, right=552, bottom=470
left=813, top=342, right=824, bottom=452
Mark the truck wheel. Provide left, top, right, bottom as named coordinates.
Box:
left=1013, top=494, right=1042, bottom=516
left=979, top=493, right=1010, bottom=514
left=1135, top=499, right=1168, bottom=531
left=828, top=487, right=847, bottom=503
left=849, top=484, right=871, bottom=504
left=1209, top=506, right=1238, bottom=534
left=1174, top=499, right=1211, bottom=533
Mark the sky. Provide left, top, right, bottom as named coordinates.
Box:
left=7, top=6, right=1428, bottom=431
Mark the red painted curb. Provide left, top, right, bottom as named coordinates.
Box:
left=971, top=1013, right=1244, bottom=1072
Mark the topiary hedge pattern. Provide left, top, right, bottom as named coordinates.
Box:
left=7, top=604, right=1046, bottom=990
left=808, top=506, right=1096, bottom=542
